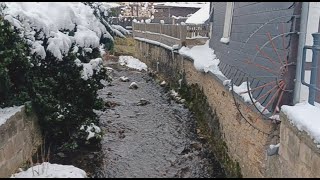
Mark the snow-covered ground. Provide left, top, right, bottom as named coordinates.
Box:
left=10, top=162, right=87, bottom=178
left=119, top=56, right=148, bottom=71
left=179, top=40, right=225, bottom=78
left=282, top=102, right=320, bottom=145
left=0, top=106, right=24, bottom=126
left=185, top=3, right=210, bottom=24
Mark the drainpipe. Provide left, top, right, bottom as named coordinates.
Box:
left=293, top=2, right=310, bottom=104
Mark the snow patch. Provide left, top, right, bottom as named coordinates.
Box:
left=0, top=105, right=24, bottom=126
left=80, top=58, right=103, bottom=80
left=282, top=102, right=320, bottom=144
left=220, top=37, right=230, bottom=44
left=179, top=40, right=225, bottom=77
left=118, top=56, right=147, bottom=71
left=80, top=123, right=101, bottom=140
left=111, top=24, right=130, bottom=35
left=10, top=162, right=87, bottom=178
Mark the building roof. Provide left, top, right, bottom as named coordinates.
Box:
left=153, top=2, right=208, bottom=8
left=185, top=3, right=210, bottom=24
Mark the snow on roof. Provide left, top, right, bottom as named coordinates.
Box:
left=282, top=102, right=320, bottom=145
left=10, top=162, right=87, bottom=178
left=153, top=2, right=208, bottom=8
left=0, top=105, right=24, bottom=126
left=185, top=3, right=210, bottom=24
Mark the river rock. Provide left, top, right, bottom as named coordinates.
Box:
left=137, top=98, right=150, bottom=106
left=129, top=82, right=138, bottom=89
left=120, top=76, right=129, bottom=82
left=160, top=81, right=167, bottom=87
left=190, top=142, right=202, bottom=151
left=119, top=134, right=125, bottom=139
left=179, top=99, right=186, bottom=103
left=105, top=101, right=120, bottom=108
left=57, top=152, right=66, bottom=158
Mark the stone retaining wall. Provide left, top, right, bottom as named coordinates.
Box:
left=0, top=106, right=42, bottom=177
left=134, top=40, right=279, bottom=177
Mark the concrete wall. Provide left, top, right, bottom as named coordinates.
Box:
left=265, top=112, right=320, bottom=178
left=134, top=40, right=279, bottom=177
left=0, top=106, right=42, bottom=177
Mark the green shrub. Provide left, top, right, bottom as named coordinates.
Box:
left=0, top=2, right=120, bottom=153
left=0, top=17, right=31, bottom=108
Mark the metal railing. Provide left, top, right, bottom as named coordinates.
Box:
left=301, top=33, right=320, bottom=105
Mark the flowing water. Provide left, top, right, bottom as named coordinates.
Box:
left=90, top=60, right=226, bottom=178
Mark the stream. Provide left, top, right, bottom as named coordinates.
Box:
left=90, top=59, right=226, bottom=178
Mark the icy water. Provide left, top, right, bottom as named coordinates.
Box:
left=92, top=60, right=226, bottom=178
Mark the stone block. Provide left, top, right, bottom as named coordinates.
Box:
left=0, top=163, right=10, bottom=178
left=0, top=148, right=4, bottom=162
left=279, top=142, right=290, bottom=163
left=7, top=149, right=24, bottom=175
left=7, top=119, right=17, bottom=138
left=13, top=132, right=26, bottom=151
left=297, top=162, right=312, bottom=178
left=16, top=119, right=25, bottom=131
left=299, top=142, right=312, bottom=165
left=3, top=140, right=15, bottom=160
left=311, top=152, right=320, bottom=177
left=0, top=131, right=8, bottom=149
left=287, top=129, right=300, bottom=157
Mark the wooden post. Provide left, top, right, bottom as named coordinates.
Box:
left=159, top=23, right=162, bottom=43
left=132, top=22, right=135, bottom=38
left=159, top=23, right=162, bottom=44
left=144, top=22, right=146, bottom=39
left=180, top=24, right=186, bottom=47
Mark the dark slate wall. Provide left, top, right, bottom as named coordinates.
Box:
left=209, top=2, right=300, bottom=109
left=209, top=2, right=298, bottom=82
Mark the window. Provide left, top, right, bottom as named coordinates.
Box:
left=220, top=2, right=234, bottom=44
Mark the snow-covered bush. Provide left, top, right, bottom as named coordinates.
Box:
left=0, top=16, right=31, bottom=108
left=0, top=2, right=125, bottom=151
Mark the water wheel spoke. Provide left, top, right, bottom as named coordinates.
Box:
left=271, top=84, right=286, bottom=117
left=259, top=82, right=284, bottom=114
left=252, top=81, right=283, bottom=106
left=243, top=81, right=282, bottom=113
left=256, top=45, right=278, bottom=67
left=239, top=80, right=277, bottom=95
left=266, top=32, right=285, bottom=66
